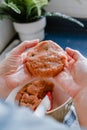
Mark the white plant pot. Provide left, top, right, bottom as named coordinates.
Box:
left=13, top=17, right=46, bottom=42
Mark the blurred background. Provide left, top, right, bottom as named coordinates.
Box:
left=0, top=0, right=87, bottom=56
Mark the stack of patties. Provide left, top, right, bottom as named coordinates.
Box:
left=15, top=40, right=67, bottom=111
left=15, top=79, right=54, bottom=110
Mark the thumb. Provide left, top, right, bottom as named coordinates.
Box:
left=66, top=47, right=83, bottom=61
left=11, top=39, right=39, bottom=55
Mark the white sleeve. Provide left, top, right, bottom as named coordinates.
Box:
left=0, top=100, right=83, bottom=130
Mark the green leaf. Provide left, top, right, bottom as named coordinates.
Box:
left=24, top=0, right=48, bottom=21
left=4, top=2, right=21, bottom=14
left=36, top=0, right=48, bottom=17
left=45, top=12, right=84, bottom=27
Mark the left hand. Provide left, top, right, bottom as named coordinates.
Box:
left=0, top=39, right=39, bottom=98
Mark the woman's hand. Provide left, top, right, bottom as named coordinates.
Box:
left=0, top=39, right=39, bottom=98
left=54, top=47, right=87, bottom=127
left=54, top=47, right=87, bottom=97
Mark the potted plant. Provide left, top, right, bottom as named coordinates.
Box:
left=0, top=0, right=84, bottom=41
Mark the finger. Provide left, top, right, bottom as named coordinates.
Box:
left=21, top=52, right=27, bottom=64
left=65, top=47, right=83, bottom=61
left=67, top=59, right=75, bottom=71
left=66, top=52, right=73, bottom=62
left=11, top=39, right=39, bottom=55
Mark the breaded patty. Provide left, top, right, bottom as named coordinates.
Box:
left=26, top=40, right=67, bottom=77
left=15, top=79, right=54, bottom=110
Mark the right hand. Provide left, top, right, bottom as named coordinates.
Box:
left=54, top=48, right=87, bottom=97
left=54, top=47, right=87, bottom=127
left=54, top=47, right=87, bottom=97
